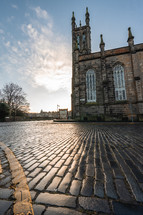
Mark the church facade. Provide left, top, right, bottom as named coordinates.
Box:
left=71, top=8, right=143, bottom=121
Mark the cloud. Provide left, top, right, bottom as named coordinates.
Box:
left=12, top=4, right=18, bottom=9
left=7, top=16, right=14, bottom=22
left=0, top=29, right=4, bottom=34
left=5, top=41, right=10, bottom=47
left=34, top=6, right=50, bottom=20
left=1, top=6, right=72, bottom=95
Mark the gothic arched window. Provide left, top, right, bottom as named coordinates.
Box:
left=86, top=69, right=96, bottom=102
left=82, top=33, right=86, bottom=49
left=77, top=35, right=80, bottom=49
left=113, top=65, right=126, bottom=101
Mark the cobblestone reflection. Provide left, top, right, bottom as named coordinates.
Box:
left=0, top=121, right=143, bottom=214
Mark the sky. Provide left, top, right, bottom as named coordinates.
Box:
left=0, top=0, right=143, bottom=112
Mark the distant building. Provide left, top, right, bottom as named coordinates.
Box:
left=28, top=111, right=59, bottom=119
left=59, top=109, right=68, bottom=119
left=71, top=8, right=143, bottom=121
left=48, top=111, right=59, bottom=119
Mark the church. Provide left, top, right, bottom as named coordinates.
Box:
left=71, top=8, right=143, bottom=121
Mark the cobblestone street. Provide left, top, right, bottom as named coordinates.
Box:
left=0, top=121, right=143, bottom=214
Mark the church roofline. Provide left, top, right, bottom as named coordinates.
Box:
left=74, top=25, right=88, bottom=31
left=79, top=43, right=143, bottom=61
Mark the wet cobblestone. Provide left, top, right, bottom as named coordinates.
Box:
left=0, top=149, right=14, bottom=215
left=0, top=121, right=143, bottom=214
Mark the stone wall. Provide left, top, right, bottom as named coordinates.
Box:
left=72, top=44, right=143, bottom=121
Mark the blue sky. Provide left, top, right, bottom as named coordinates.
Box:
left=0, top=0, right=143, bottom=112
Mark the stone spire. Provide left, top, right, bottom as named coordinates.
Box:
left=72, top=11, right=76, bottom=29
left=100, top=34, right=105, bottom=55
left=127, top=27, right=135, bottom=52
left=128, top=27, right=134, bottom=41
left=85, top=7, right=90, bottom=26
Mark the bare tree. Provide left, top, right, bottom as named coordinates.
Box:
left=0, top=83, right=29, bottom=117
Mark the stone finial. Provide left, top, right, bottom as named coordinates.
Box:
left=72, top=11, right=76, bottom=29
left=72, top=11, right=75, bottom=18
left=127, top=27, right=134, bottom=42
left=86, top=7, right=88, bottom=14
left=100, top=34, right=105, bottom=55
left=100, top=34, right=105, bottom=46
left=127, top=27, right=135, bottom=52
left=85, top=7, right=90, bottom=26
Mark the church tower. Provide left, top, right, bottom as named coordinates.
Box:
left=72, top=7, right=91, bottom=55
left=71, top=8, right=91, bottom=118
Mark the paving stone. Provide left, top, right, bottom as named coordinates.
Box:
left=0, top=176, right=12, bottom=186
left=0, top=200, right=13, bottom=214
left=0, top=188, right=14, bottom=199
left=24, top=160, right=37, bottom=169
left=0, top=174, right=5, bottom=180
left=64, top=157, right=73, bottom=166
left=47, top=176, right=62, bottom=191
left=112, top=201, right=143, bottom=215
left=58, top=172, right=73, bottom=193
left=55, top=159, right=65, bottom=168
left=23, top=156, right=34, bottom=164
left=49, top=157, right=60, bottom=166
left=126, top=159, right=143, bottom=183
left=33, top=204, right=45, bottom=215
left=28, top=168, right=42, bottom=177
left=3, top=170, right=11, bottom=177
left=104, top=173, right=118, bottom=199
left=113, top=168, right=124, bottom=179
left=57, top=166, right=68, bottom=177
left=116, top=156, right=143, bottom=202
left=38, top=156, right=47, bottom=163
left=27, top=177, right=32, bottom=182
left=27, top=162, right=40, bottom=171
left=115, top=179, right=133, bottom=202
left=62, top=154, right=69, bottom=160
left=24, top=170, right=29, bottom=176
left=74, top=154, right=80, bottom=161
left=79, top=197, right=110, bottom=213
left=44, top=207, right=87, bottom=215
left=95, top=158, right=101, bottom=168
left=28, top=172, right=46, bottom=190
left=35, top=193, right=76, bottom=208
left=43, top=165, right=52, bottom=172
left=70, top=180, right=81, bottom=196
left=39, top=160, right=50, bottom=168
left=69, top=161, right=78, bottom=174
left=139, top=183, right=143, bottom=191
left=94, top=181, right=104, bottom=198
left=75, top=165, right=85, bottom=180
left=37, top=154, right=44, bottom=160
left=80, top=177, right=94, bottom=196
left=35, top=168, right=58, bottom=190
left=126, top=174, right=143, bottom=202
left=95, top=168, right=104, bottom=181
left=86, top=164, right=94, bottom=177
left=29, top=191, right=36, bottom=201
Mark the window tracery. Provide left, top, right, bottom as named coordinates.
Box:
left=77, top=35, right=80, bottom=49
left=113, top=65, right=126, bottom=101
left=86, top=69, right=96, bottom=102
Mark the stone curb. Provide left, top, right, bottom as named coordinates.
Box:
left=0, top=159, right=2, bottom=174
left=0, top=142, right=34, bottom=215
